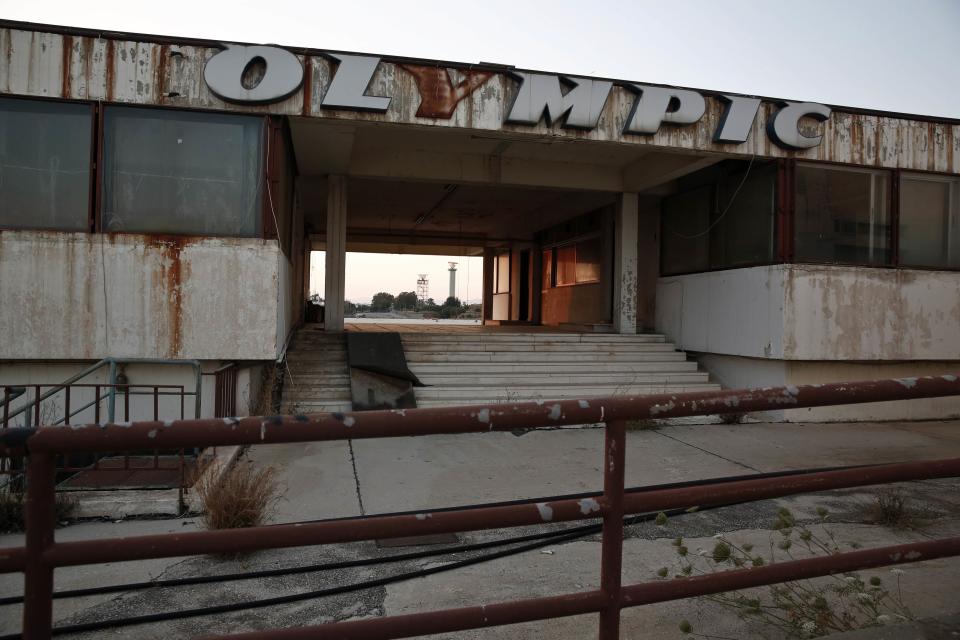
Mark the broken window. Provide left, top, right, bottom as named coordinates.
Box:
left=0, top=97, right=91, bottom=231
left=899, top=173, right=960, bottom=270
left=101, top=107, right=263, bottom=236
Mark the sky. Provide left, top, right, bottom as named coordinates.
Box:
left=311, top=252, right=483, bottom=305
left=5, top=0, right=957, bottom=301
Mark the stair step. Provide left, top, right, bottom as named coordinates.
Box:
left=415, top=373, right=710, bottom=386
left=404, top=352, right=685, bottom=364
left=408, top=362, right=697, bottom=374
left=401, top=343, right=678, bottom=353
left=398, top=334, right=668, bottom=344
left=413, top=383, right=721, bottom=400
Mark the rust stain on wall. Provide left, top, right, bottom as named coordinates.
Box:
left=143, top=235, right=192, bottom=357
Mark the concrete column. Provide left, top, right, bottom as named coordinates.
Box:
left=324, top=175, right=347, bottom=332
left=613, top=192, right=639, bottom=334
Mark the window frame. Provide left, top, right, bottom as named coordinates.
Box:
left=97, top=103, right=269, bottom=239
left=659, top=161, right=782, bottom=277
left=792, top=161, right=894, bottom=268
left=896, top=170, right=960, bottom=271
left=0, top=94, right=97, bottom=233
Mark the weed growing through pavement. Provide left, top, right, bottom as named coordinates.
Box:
left=654, top=507, right=913, bottom=639
left=194, top=460, right=280, bottom=531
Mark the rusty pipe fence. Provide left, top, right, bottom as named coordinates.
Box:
left=1, top=374, right=960, bottom=639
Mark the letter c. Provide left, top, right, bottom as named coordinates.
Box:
left=767, top=102, right=832, bottom=150
left=204, top=44, right=303, bottom=104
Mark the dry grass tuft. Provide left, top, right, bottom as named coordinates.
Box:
left=194, top=461, right=280, bottom=530
left=1, top=489, right=76, bottom=533
left=867, top=487, right=917, bottom=529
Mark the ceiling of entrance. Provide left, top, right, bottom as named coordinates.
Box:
left=290, top=118, right=719, bottom=241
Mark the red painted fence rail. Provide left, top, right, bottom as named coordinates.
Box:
left=1, top=373, right=959, bottom=640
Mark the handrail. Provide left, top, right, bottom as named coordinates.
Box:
left=3, top=357, right=203, bottom=425
left=1, top=373, right=958, bottom=639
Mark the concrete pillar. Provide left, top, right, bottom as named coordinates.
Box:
left=324, top=175, right=347, bottom=332
left=613, top=192, right=639, bottom=334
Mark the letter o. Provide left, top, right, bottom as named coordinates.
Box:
left=204, top=44, right=303, bottom=104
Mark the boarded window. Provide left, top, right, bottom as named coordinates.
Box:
left=899, top=174, right=960, bottom=269
left=541, top=249, right=553, bottom=290
left=0, top=98, right=91, bottom=231
left=795, top=164, right=891, bottom=265
left=102, top=107, right=263, bottom=236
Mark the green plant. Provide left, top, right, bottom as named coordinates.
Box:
left=655, top=508, right=913, bottom=638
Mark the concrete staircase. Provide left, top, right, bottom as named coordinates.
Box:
left=281, top=329, right=353, bottom=413
left=401, top=332, right=720, bottom=408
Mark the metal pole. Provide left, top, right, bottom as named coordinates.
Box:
left=22, top=453, right=56, bottom=639
left=107, top=360, right=117, bottom=423
left=598, top=419, right=626, bottom=639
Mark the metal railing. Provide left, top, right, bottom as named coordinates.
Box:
left=1, top=374, right=959, bottom=639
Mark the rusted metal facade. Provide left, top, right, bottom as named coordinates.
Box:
left=1, top=23, right=958, bottom=173
left=2, top=374, right=960, bottom=638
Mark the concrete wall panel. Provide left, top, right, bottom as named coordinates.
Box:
left=783, top=266, right=960, bottom=360
left=655, top=266, right=785, bottom=358
left=0, top=231, right=281, bottom=360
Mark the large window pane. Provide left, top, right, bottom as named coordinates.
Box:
left=660, top=185, right=711, bottom=275
left=899, top=174, right=960, bottom=269
left=0, top=98, right=91, bottom=230
left=575, top=235, right=602, bottom=283
left=795, top=164, right=891, bottom=265
left=102, top=107, right=263, bottom=236
left=709, top=164, right=776, bottom=268
left=556, top=245, right=577, bottom=285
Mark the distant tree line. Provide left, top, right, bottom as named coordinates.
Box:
left=310, top=292, right=479, bottom=319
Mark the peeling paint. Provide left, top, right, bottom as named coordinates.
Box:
left=477, top=408, right=490, bottom=424
left=577, top=498, right=601, bottom=515
left=147, top=429, right=157, bottom=438
left=896, top=377, right=918, bottom=389
left=415, top=513, right=431, bottom=521
left=535, top=502, right=553, bottom=522
left=548, top=404, right=562, bottom=420
left=578, top=400, right=590, bottom=409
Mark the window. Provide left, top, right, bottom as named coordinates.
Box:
left=899, top=173, right=960, bottom=269
left=545, top=236, right=602, bottom=286
left=541, top=249, right=553, bottom=289
left=795, top=164, right=890, bottom=265
left=494, top=251, right=510, bottom=293
left=710, top=164, right=776, bottom=267
left=0, top=98, right=91, bottom=231
left=660, top=162, right=777, bottom=276
left=574, top=236, right=602, bottom=283
left=555, top=244, right=577, bottom=285
left=102, top=107, right=263, bottom=236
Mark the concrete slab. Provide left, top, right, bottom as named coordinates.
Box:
left=244, top=441, right=362, bottom=523
left=351, top=429, right=749, bottom=515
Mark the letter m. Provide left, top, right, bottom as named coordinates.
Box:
left=506, top=72, right=611, bottom=130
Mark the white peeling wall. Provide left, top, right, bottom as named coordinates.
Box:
left=657, top=265, right=960, bottom=361
left=783, top=265, right=960, bottom=360
left=0, top=231, right=281, bottom=360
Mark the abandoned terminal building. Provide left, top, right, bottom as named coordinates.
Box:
left=1, top=20, right=960, bottom=428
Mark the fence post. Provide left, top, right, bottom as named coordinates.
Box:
left=22, top=452, right=56, bottom=639
left=598, top=419, right=626, bottom=639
